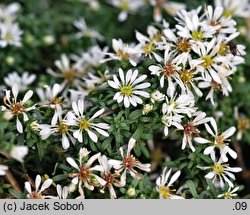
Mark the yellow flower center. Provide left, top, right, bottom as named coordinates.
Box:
left=79, top=118, right=90, bottom=130
left=215, top=135, right=225, bottom=146
left=9, top=102, right=24, bottom=116
left=224, top=192, right=233, bottom=199
left=202, top=55, right=213, bottom=68
left=153, top=34, right=162, bottom=42
left=4, top=33, right=13, bottom=41
left=57, top=123, right=69, bottom=133
left=142, top=41, right=155, bottom=54
left=119, top=1, right=129, bottom=10
left=237, top=118, right=249, bottom=131
left=159, top=186, right=171, bottom=199
left=180, top=70, right=193, bottom=85
left=120, top=85, right=133, bottom=96
left=223, top=9, right=233, bottom=18
left=191, top=31, right=204, bottom=40
left=117, top=49, right=129, bottom=60
left=49, top=96, right=64, bottom=106
left=63, top=69, right=76, bottom=82
left=213, top=163, right=224, bottom=175
left=219, top=43, right=229, bottom=56
left=176, top=38, right=191, bottom=53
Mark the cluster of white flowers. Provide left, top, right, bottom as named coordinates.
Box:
left=1, top=1, right=248, bottom=199
left=23, top=139, right=150, bottom=199
left=0, top=2, right=22, bottom=48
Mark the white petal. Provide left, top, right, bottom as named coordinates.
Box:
left=35, top=175, right=42, bottom=191
left=22, top=90, right=33, bottom=103
left=25, top=182, right=32, bottom=194
left=87, top=129, right=98, bottom=142
left=16, top=117, right=23, bottom=133
left=66, top=157, right=79, bottom=170
left=40, top=179, right=53, bottom=192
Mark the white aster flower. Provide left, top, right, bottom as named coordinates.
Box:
left=108, top=68, right=150, bottom=108
left=148, top=46, right=184, bottom=94
left=180, top=112, right=210, bottom=152
left=191, top=38, right=229, bottom=84
left=66, top=148, right=106, bottom=198
left=39, top=112, right=75, bottom=150
left=0, top=3, right=20, bottom=22
left=98, top=155, right=125, bottom=199
left=0, top=22, right=22, bottom=47
left=36, top=83, right=64, bottom=125
left=102, top=38, right=141, bottom=66
left=198, top=156, right=242, bottom=188
left=204, top=5, right=237, bottom=34
left=47, top=54, right=84, bottom=91
left=108, top=138, right=151, bottom=184
left=198, top=70, right=233, bottom=106
left=217, top=186, right=239, bottom=199
left=195, top=117, right=237, bottom=162
left=72, top=45, right=108, bottom=72
left=214, top=0, right=250, bottom=18
left=3, top=71, right=36, bottom=92
left=176, top=10, right=216, bottom=41
left=73, top=18, right=103, bottom=40
left=67, top=99, right=110, bottom=143
left=108, top=0, right=145, bottom=22
left=135, top=25, right=162, bottom=61
left=160, top=28, right=192, bottom=66
left=163, top=93, right=196, bottom=117
left=24, top=175, right=53, bottom=199
left=1, top=83, right=36, bottom=133
left=156, top=167, right=184, bottom=199
left=0, top=165, right=8, bottom=176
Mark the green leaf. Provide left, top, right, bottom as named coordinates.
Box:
left=131, top=124, right=144, bottom=140
left=140, top=144, right=150, bottom=158
left=206, top=178, right=217, bottom=198
left=9, top=189, right=25, bottom=199
left=128, top=110, right=142, bottom=121
left=52, top=174, right=69, bottom=182
left=186, top=180, right=199, bottom=198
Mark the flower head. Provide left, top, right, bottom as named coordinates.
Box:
left=25, top=175, right=53, bottom=199
left=67, top=99, right=110, bottom=143
left=108, top=138, right=151, bottom=184
left=108, top=68, right=151, bottom=108
left=156, top=167, right=184, bottom=199
left=1, top=83, right=36, bottom=133
left=66, top=148, right=106, bottom=198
